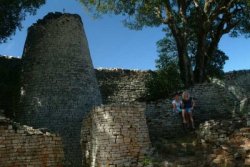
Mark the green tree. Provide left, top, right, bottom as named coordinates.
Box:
left=202, top=50, right=229, bottom=79
left=145, top=38, right=183, bottom=100
left=157, top=33, right=229, bottom=80
left=145, top=32, right=228, bottom=100
left=80, top=0, right=250, bottom=87
left=0, top=0, right=45, bottom=43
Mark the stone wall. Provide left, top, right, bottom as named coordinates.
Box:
left=197, top=119, right=249, bottom=166
left=0, top=57, right=248, bottom=141
left=224, top=70, right=250, bottom=98
left=0, top=51, right=250, bottom=165
left=0, top=55, right=21, bottom=118
left=223, top=70, right=250, bottom=117
left=197, top=118, right=246, bottom=144
left=145, top=82, right=241, bottom=140
left=188, top=83, right=239, bottom=117
left=18, top=12, right=102, bottom=166
left=95, top=68, right=151, bottom=104
left=0, top=115, right=64, bottom=167
left=81, top=103, right=151, bottom=167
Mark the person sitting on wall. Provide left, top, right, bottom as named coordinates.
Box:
left=182, top=91, right=195, bottom=129
left=172, top=93, right=184, bottom=122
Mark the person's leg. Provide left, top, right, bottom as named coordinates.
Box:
left=187, top=110, right=195, bottom=129
left=182, top=109, right=187, bottom=123
left=185, top=111, right=190, bottom=128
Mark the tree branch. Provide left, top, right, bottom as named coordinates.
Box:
left=204, top=0, right=214, bottom=13
left=222, top=20, right=240, bottom=34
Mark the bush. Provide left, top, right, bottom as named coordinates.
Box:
left=145, top=55, right=183, bottom=101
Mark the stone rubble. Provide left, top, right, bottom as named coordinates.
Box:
left=198, top=119, right=250, bottom=167
left=0, top=115, right=64, bottom=167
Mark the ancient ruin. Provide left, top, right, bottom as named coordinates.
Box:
left=0, top=12, right=249, bottom=167
left=81, top=103, right=151, bottom=167
left=0, top=112, right=64, bottom=167
left=17, top=13, right=102, bottom=166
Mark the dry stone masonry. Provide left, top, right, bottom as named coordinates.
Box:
left=197, top=119, right=250, bottom=166
left=224, top=70, right=250, bottom=98
left=197, top=118, right=246, bottom=144
left=145, top=83, right=242, bottom=140
left=18, top=13, right=102, bottom=166
left=95, top=68, right=151, bottom=104
left=81, top=103, right=151, bottom=167
left=0, top=12, right=249, bottom=166
left=0, top=114, right=64, bottom=167
left=95, top=68, right=250, bottom=140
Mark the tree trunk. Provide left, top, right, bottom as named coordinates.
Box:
left=194, top=34, right=207, bottom=83
left=163, top=1, right=193, bottom=88
left=176, top=39, right=194, bottom=88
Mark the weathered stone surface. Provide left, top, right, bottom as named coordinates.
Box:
left=145, top=82, right=241, bottom=140
left=0, top=39, right=250, bottom=166
left=197, top=120, right=250, bottom=167
left=0, top=115, right=64, bottom=167
left=18, top=12, right=102, bottom=166
left=81, top=103, right=151, bottom=167
left=95, top=68, right=250, bottom=139
left=197, top=118, right=246, bottom=145
left=95, top=68, right=151, bottom=104
left=224, top=70, right=250, bottom=98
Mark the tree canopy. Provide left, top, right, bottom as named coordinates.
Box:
left=157, top=31, right=229, bottom=79
left=0, top=0, right=45, bottom=43
left=81, top=0, right=250, bottom=87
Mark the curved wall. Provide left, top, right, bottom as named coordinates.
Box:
left=18, top=12, right=102, bottom=166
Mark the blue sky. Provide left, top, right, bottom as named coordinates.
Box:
left=0, top=0, right=249, bottom=71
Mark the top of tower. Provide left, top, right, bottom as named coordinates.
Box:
left=29, top=12, right=83, bottom=29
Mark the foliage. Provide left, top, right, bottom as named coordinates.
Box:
left=157, top=34, right=229, bottom=80
left=206, top=50, right=229, bottom=79
left=80, top=0, right=250, bottom=87
left=142, top=156, right=153, bottom=166
left=146, top=33, right=228, bottom=100
left=0, top=0, right=45, bottom=43
left=145, top=41, right=183, bottom=101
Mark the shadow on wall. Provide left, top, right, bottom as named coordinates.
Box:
left=95, top=69, right=119, bottom=104
left=95, top=69, right=151, bottom=104
left=0, top=56, right=21, bottom=118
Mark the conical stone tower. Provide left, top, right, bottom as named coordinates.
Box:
left=18, top=12, right=102, bottom=166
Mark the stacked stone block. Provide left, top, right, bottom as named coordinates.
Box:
left=18, top=12, right=102, bottom=166
left=224, top=70, right=250, bottom=126
left=197, top=118, right=245, bottom=144
left=0, top=115, right=64, bottom=167
left=95, top=68, right=151, bottom=103
left=197, top=119, right=250, bottom=167
left=145, top=83, right=239, bottom=140
left=224, top=70, right=250, bottom=98
left=96, top=69, right=248, bottom=139
left=188, top=83, right=238, bottom=119
left=81, top=103, right=151, bottom=167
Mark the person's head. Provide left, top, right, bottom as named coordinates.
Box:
left=182, top=91, right=190, bottom=100
left=174, top=93, right=179, bottom=100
